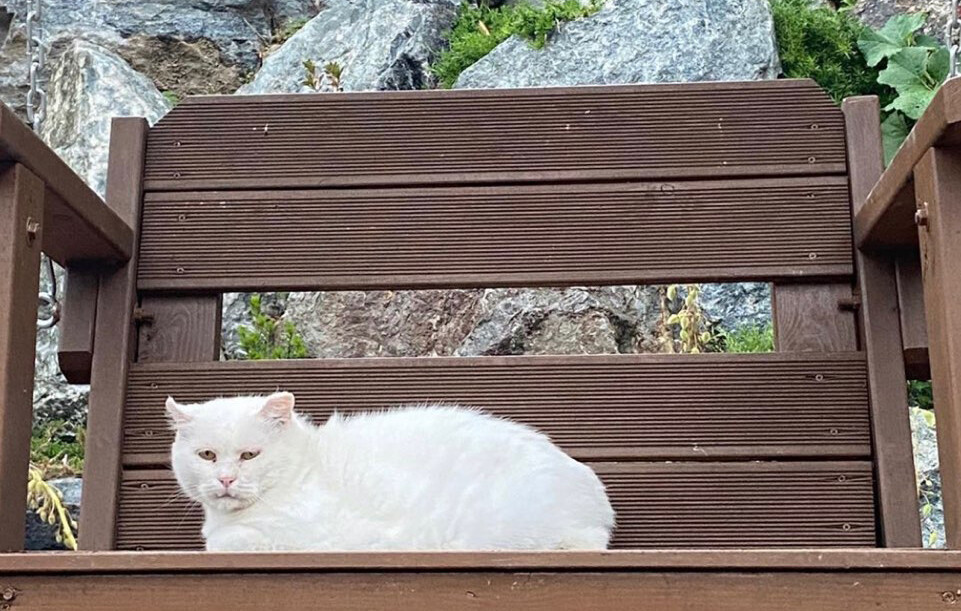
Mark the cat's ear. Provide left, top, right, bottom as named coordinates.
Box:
left=259, top=392, right=295, bottom=428
left=165, top=397, right=192, bottom=429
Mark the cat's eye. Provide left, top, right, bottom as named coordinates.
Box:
left=240, top=450, right=260, bottom=461
left=197, top=449, right=216, bottom=461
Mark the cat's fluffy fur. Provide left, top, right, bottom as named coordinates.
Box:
left=167, top=392, right=615, bottom=551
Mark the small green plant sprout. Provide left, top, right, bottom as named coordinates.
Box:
left=236, top=294, right=310, bottom=360
left=664, top=284, right=714, bottom=354
left=27, top=465, right=78, bottom=550
left=303, top=59, right=344, bottom=92
left=161, top=90, right=180, bottom=107
left=720, top=323, right=775, bottom=353
left=858, top=13, right=950, bottom=163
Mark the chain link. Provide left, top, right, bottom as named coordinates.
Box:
left=948, top=0, right=960, bottom=78
left=25, top=0, right=46, bottom=129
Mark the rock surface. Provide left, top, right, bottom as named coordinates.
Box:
left=699, top=283, right=772, bottom=331
left=911, top=406, right=944, bottom=548
left=239, top=0, right=459, bottom=93
left=31, top=40, right=170, bottom=428
left=455, top=0, right=780, bottom=88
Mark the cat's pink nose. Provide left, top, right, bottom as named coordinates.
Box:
left=218, top=475, right=236, bottom=488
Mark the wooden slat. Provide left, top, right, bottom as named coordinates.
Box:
left=0, top=163, right=44, bottom=551
left=5, top=549, right=961, bottom=573
left=772, top=283, right=858, bottom=352
left=0, top=102, right=132, bottom=264
left=57, top=265, right=99, bottom=384
left=855, top=79, right=961, bottom=250
left=144, top=80, right=846, bottom=192
left=7, top=567, right=961, bottom=610
left=914, top=147, right=961, bottom=548
left=116, top=462, right=876, bottom=551
left=895, top=253, right=930, bottom=379
left=842, top=97, right=921, bottom=547
left=79, top=119, right=149, bottom=551
left=137, top=295, right=222, bottom=363
left=137, top=177, right=854, bottom=292
left=122, top=353, right=871, bottom=465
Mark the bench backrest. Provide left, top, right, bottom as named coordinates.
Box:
left=80, top=79, right=902, bottom=551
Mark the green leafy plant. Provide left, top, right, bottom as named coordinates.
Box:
left=303, top=59, right=344, bottom=91
left=236, top=294, right=309, bottom=360
left=161, top=91, right=180, bottom=107
left=721, top=323, right=775, bottom=353
left=909, top=379, right=934, bottom=411
left=433, top=0, right=604, bottom=88
left=277, top=17, right=310, bottom=43
left=858, top=13, right=949, bottom=163
left=30, top=420, right=84, bottom=479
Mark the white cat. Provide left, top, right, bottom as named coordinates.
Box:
left=166, top=392, right=615, bottom=552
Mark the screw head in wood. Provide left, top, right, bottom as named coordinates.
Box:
left=1, top=588, right=15, bottom=601
left=916, top=203, right=930, bottom=226
left=25, top=217, right=40, bottom=244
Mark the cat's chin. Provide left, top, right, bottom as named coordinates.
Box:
left=204, top=495, right=256, bottom=513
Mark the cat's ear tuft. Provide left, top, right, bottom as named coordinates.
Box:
left=165, top=397, right=192, bottom=429
left=259, top=392, right=295, bottom=427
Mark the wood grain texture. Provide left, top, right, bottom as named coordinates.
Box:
left=116, top=462, right=876, bottom=551
left=772, top=283, right=858, bottom=352
left=856, top=79, right=961, bottom=249
left=896, top=253, right=930, bottom=379
left=80, top=119, right=148, bottom=551
left=143, top=79, right=846, bottom=192
left=914, top=147, right=961, bottom=548
left=121, top=353, right=872, bottom=464
left=137, top=178, right=855, bottom=292
left=842, top=97, right=921, bottom=547
left=5, top=549, right=961, bottom=572
left=0, top=102, right=132, bottom=264
left=57, top=265, right=99, bottom=384
left=137, top=295, right=222, bottom=363
left=0, top=163, right=43, bottom=551
left=11, top=568, right=961, bottom=610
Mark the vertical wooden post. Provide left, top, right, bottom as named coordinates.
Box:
left=842, top=97, right=921, bottom=547
left=772, top=283, right=858, bottom=352
left=895, top=253, right=930, bottom=380
left=58, top=265, right=101, bottom=384
left=79, top=118, right=148, bottom=551
left=914, top=146, right=961, bottom=548
left=0, top=163, right=44, bottom=551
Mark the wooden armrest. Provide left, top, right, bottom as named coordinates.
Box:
left=854, top=79, right=961, bottom=250
left=0, top=103, right=133, bottom=265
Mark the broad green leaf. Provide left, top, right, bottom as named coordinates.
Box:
left=926, top=46, right=950, bottom=86
left=857, top=29, right=903, bottom=67
left=878, top=46, right=930, bottom=92
left=878, top=12, right=927, bottom=46
left=916, top=34, right=942, bottom=49
left=858, top=13, right=927, bottom=66
left=886, top=88, right=937, bottom=119
left=881, top=112, right=910, bottom=166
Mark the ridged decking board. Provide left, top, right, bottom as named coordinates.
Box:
left=116, top=462, right=876, bottom=550
left=143, top=80, right=845, bottom=191
left=122, top=353, right=870, bottom=465
left=137, top=178, right=854, bottom=291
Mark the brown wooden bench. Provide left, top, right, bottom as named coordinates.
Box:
left=2, top=78, right=961, bottom=609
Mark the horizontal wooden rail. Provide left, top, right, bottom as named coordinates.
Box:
left=854, top=79, right=961, bottom=250
left=2, top=550, right=961, bottom=610
left=0, top=103, right=133, bottom=264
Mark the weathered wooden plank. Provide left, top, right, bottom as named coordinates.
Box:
left=57, top=265, right=100, bottom=384
left=855, top=79, right=961, bottom=249
left=842, top=97, right=921, bottom=548
left=144, top=79, right=846, bottom=192
left=79, top=119, right=148, bottom=551
left=116, top=462, right=876, bottom=551
left=138, top=177, right=854, bottom=292
left=772, top=283, right=858, bottom=352
left=895, top=253, right=930, bottom=379
left=121, top=353, right=872, bottom=465
left=7, top=569, right=961, bottom=610
left=0, top=102, right=132, bottom=264
left=914, top=146, right=961, bottom=548
left=4, top=549, right=961, bottom=573
left=0, top=163, right=44, bottom=552
left=137, top=295, right=222, bottom=363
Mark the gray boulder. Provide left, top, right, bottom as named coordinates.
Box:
left=31, top=40, right=170, bottom=427
left=699, top=283, right=772, bottom=332
left=911, top=406, right=944, bottom=548
left=239, top=0, right=459, bottom=93
left=455, top=0, right=779, bottom=88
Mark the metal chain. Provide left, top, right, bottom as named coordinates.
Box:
left=25, top=0, right=58, bottom=329
left=949, top=0, right=960, bottom=79
left=25, top=0, right=46, bottom=128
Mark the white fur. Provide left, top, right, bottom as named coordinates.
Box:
left=167, top=393, right=615, bottom=551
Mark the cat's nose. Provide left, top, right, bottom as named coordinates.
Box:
left=218, top=475, right=236, bottom=489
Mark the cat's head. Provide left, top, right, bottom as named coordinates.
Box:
left=166, top=392, right=299, bottom=513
